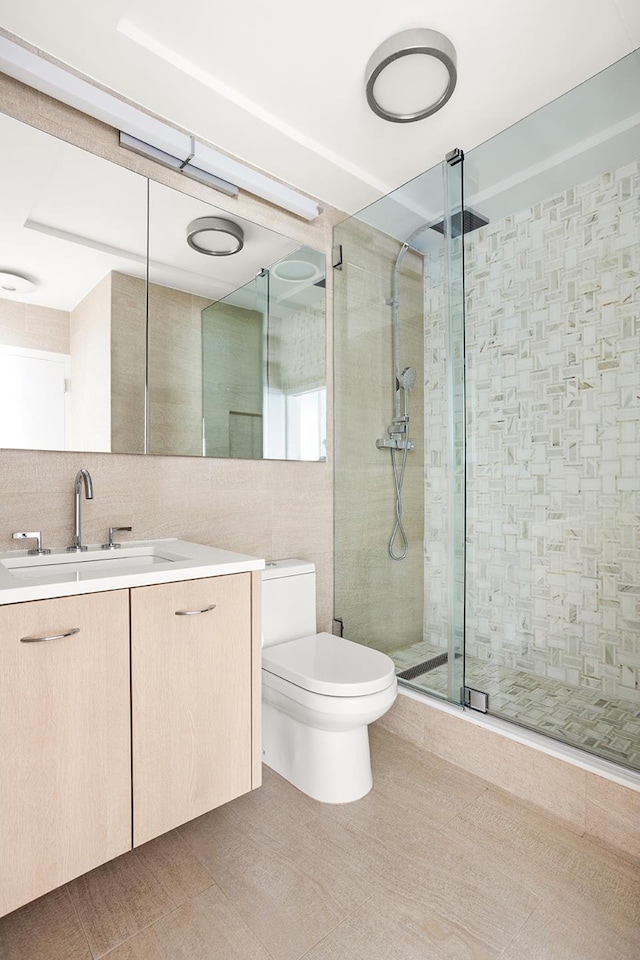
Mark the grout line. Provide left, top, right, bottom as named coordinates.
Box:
left=64, top=884, right=95, bottom=960
left=295, top=894, right=376, bottom=960
left=96, top=902, right=186, bottom=959
left=495, top=898, right=544, bottom=959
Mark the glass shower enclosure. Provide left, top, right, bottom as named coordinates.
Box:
left=333, top=48, right=640, bottom=772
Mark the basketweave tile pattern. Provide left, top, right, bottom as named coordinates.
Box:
left=424, top=161, right=640, bottom=709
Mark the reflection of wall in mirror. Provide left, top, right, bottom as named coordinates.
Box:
left=202, top=301, right=263, bottom=460
left=0, top=270, right=146, bottom=453
left=69, top=273, right=111, bottom=451
left=147, top=283, right=208, bottom=458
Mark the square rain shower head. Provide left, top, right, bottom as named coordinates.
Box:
left=430, top=207, right=489, bottom=237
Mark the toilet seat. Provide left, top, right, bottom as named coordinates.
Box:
left=262, top=631, right=396, bottom=697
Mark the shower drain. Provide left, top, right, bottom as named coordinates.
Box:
left=397, top=652, right=448, bottom=680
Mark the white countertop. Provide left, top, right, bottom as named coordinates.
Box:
left=0, top=539, right=265, bottom=605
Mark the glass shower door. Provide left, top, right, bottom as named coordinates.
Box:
left=333, top=156, right=466, bottom=706
left=461, top=50, right=640, bottom=771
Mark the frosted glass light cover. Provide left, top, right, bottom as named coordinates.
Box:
left=365, top=28, right=457, bottom=123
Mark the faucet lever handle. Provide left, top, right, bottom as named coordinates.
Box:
left=101, top=526, right=133, bottom=550
left=12, top=531, right=51, bottom=556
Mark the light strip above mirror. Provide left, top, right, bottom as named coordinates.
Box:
left=0, top=34, right=322, bottom=221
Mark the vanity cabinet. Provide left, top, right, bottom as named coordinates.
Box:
left=0, top=590, right=131, bottom=917
left=0, top=562, right=261, bottom=917
left=131, top=574, right=254, bottom=845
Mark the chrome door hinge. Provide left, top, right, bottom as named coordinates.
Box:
left=462, top=686, right=489, bottom=713
left=332, top=244, right=343, bottom=269
left=332, top=617, right=344, bottom=637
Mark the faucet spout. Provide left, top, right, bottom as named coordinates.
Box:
left=76, top=468, right=94, bottom=500
left=67, top=468, right=94, bottom=552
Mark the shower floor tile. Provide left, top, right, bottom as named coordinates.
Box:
left=389, top=643, right=640, bottom=771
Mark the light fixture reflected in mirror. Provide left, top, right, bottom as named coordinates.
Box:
left=365, top=28, right=457, bottom=123
left=186, top=216, right=244, bottom=256
left=271, top=259, right=321, bottom=283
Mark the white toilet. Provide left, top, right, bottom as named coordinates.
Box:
left=261, top=559, right=397, bottom=803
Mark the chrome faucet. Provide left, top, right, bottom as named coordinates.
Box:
left=67, top=469, right=94, bottom=552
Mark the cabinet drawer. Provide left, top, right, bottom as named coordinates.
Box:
left=131, top=574, right=253, bottom=845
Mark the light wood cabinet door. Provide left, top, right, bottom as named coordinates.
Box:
left=0, top=590, right=131, bottom=917
left=132, top=574, right=253, bottom=846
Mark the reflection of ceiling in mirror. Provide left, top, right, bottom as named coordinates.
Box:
left=147, top=181, right=301, bottom=304
left=219, top=245, right=326, bottom=318
left=0, top=112, right=147, bottom=311
left=0, top=111, right=319, bottom=313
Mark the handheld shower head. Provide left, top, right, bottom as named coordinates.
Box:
left=400, top=366, right=417, bottom=390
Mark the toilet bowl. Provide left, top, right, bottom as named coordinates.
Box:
left=261, top=560, right=397, bottom=803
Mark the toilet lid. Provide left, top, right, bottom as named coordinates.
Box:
left=262, top=632, right=396, bottom=697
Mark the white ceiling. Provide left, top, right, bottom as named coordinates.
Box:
left=1, top=1, right=639, bottom=215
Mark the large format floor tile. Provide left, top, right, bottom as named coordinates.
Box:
left=98, top=885, right=271, bottom=960
left=66, top=829, right=215, bottom=958
left=0, top=887, right=91, bottom=960
left=0, top=724, right=638, bottom=960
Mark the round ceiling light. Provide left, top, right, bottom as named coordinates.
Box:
left=0, top=272, right=36, bottom=294
left=186, top=217, right=244, bottom=256
left=271, top=259, right=320, bottom=283
left=365, top=28, right=457, bottom=123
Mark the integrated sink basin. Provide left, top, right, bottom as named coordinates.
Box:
left=3, top=545, right=185, bottom=581
left=0, top=539, right=265, bottom=604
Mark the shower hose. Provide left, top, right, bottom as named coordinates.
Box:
left=389, top=441, right=409, bottom=561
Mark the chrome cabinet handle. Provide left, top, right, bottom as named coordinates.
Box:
left=175, top=604, right=217, bottom=617
left=20, top=627, right=80, bottom=643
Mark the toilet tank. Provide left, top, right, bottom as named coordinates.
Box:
left=262, top=559, right=316, bottom=647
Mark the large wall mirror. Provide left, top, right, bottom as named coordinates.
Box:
left=0, top=111, right=326, bottom=461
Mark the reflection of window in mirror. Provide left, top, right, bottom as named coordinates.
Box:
left=286, top=388, right=327, bottom=461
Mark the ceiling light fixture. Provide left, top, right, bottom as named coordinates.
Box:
left=0, top=34, right=321, bottom=220
left=365, top=28, right=457, bottom=123
left=186, top=217, right=244, bottom=256
left=0, top=272, right=36, bottom=294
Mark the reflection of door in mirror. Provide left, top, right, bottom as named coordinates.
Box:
left=0, top=345, right=69, bottom=449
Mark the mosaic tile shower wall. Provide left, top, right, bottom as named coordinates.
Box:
left=425, top=161, right=640, bottom=702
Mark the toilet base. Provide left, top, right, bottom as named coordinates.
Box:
left=262, top=700, right=373, bottom=803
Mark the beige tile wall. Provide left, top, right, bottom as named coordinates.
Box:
left=202, top=301, right=263, bottom=459
left=333, top=217, right=425, bottom=652
left=110, top=272, right=146, bottom=454
left=0, top=301, right=70, bottom=354
left=0, top=72, right=340, bottom=631
left=148, top=284, right=209, bottom=458
left=69, top=273, right=111, bottom=451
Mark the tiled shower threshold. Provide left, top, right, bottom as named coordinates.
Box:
left=391, top=641, right=640, bottom=777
